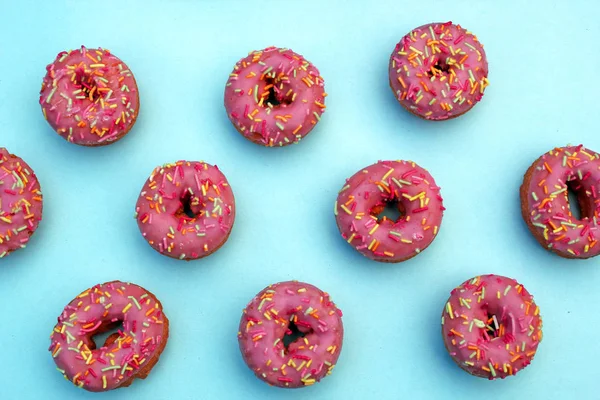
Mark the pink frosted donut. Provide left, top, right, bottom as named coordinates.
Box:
left=0, top=148, right=43, bottom=258
left=442, top=274, right=543, bottom=379
left=224, top=46, right=326, bottom=147
left=49, top=281, right=169, bottom=392
left=135, top=160, right=235, bottom=260
left=389, top=22, right=489, bottom=120
left=520, top=145, right=600, bottom=258
left=238, top=281, right=343, bottom=388
left=335, top=160, right=444, bottom=262
left=40, top=46, right=139, bottom=146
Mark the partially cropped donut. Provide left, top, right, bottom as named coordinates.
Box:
left=442, top=274, right=542, bottom=379
left=521, top=145, right=600, bottom=258
left=40, top=46, right=139, bottom=146
left=224, top=46, right=326, bottom=147
left=389, top=22, right=489, bottom=120
left=335, top=160, right=444, bottom=262
left=0, top=148, right=43, bottom=258
left=135, top=160, right=235, bottom=260
left=49, top=281, right=169, bottom=391
left=238, top=281, right=343, bottom=388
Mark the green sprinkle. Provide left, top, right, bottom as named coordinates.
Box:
left=489, top=362, right=496, bottom=377
left=473, top=319, right=486, bottom=328
left=46, top=87, right=57, bottom=103
left=128, top=296, right=142, bottom=310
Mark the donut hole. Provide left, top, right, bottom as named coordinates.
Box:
left=484, top=312, right=501, bottom=339
left=282, top=319, right=312, bottom=352
left=90, top=320, right=124, bottom=350
left=370, top=200, right=405, bottom=224
left=176, top=191, right=202, bottom=219
left=263, top=77, right=293, bottom=108
left=427, top=59, right=452, bottom=77
left=566, top=180, right=588, bottom=220
left=74, top=68, right=101, bottom=102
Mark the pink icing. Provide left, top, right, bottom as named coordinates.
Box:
left=389, top=22, right=489, bottom=120
left=135, top=161, right=235, bottom=260
left=40, top=46, right=139, bottom=146
left=224, top=47, right=326, bottom=147
left=49, top=281, right=169, bottom=392
left=238, top=281, right=343, bottom=388
left=0, top=148, right=43, bottom=258
left=335, top=160, right=444, bottom=262
left=521, top=145, right=600, bottom=258
left=442, top=275, right=542, bottom=379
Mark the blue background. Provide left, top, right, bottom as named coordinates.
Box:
left=0, top=1, right=598, bottom=399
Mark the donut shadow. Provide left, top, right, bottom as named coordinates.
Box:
left=512, top=197, right=600, bottom=272
left=319, top=180, right=436, bottom=275
left=215, top=99, right=330, bottom=170
left=426, top=275, right=519, bottom=391
left=375, top=46, right=486, bottom=146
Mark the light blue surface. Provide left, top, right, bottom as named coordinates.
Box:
left=0, top=1, right=598, bottom=399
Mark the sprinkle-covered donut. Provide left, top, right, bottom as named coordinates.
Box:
left=49, top=281, right=169, bottom=392
left=334, top=160, right=444, bottom=262
left=520, top=145, right=600, bottom=258
left=135, top=160, right=235, bottom=260
left=40, top=46, right=139, bottom=146
left=0, top=148, right=43, bottom=258
left=442, top=274, right=542, bottom=380
left=224, top=46, right=326, bottom=147
left=238, top=281, right=343, bottom=388
left=389, top=22, right=489, bottom=120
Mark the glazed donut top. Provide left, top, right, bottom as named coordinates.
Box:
left=135, top=161, right=235, bottom=260
left=0, top=148, right=43, bottom=258
left=238, top=281, right=343, bottom=388
left=389, top=22, right=489, bottom=120
left=522, top=145, right=600, bottom=258
left=49, top=281, right=168, bottom=392
left=224, top=47, right=326, bottom=147
left=335, top=160, right=444, bottom=262
left=442, top=275, right=542, bottom=379
left=40, top=46, right=139, bottom=146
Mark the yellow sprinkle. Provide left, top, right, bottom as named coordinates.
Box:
left=368, top=224, right=379, bottom=235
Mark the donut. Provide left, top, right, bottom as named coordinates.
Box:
left=135, top=160, right=235, bottom=260
left=238, top=281, right=343, bottom=388
left=40, top=46, right=139, bottom=146
left=520, top=145, right=600, bottom=258
left=0, top=148, right=43, bottom=258
left=334, top=160, right=444, bottom=262
left=49, top=281, right=169, bottom=392
left=388, top=21, right=489, bottom=120
left=224, top=46, right=326, bottom=147
left=442, top=274, right=542, bottom=380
